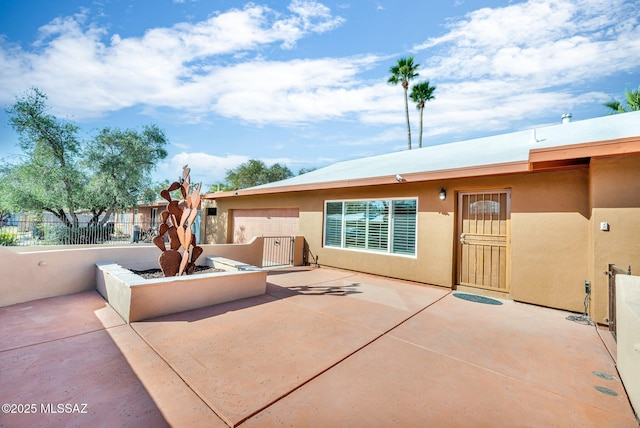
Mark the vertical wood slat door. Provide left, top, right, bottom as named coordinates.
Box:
left=458, top=190, right=510, bottom=291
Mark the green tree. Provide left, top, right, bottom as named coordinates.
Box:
left=141, top=180, right=179, bottom=202
left=298, top=167, right=317, bottom=175
left=82, top=126, right=168, bottom=225
left=4, top=87, right=168, bottom=227
left=5, top=87, right=84, bottom=226
left=0, top=171, right=13, bottom=225
left=409, top=81, right=436, bottom=149
left=604, top=86, right=640, bottom=113
left=225, top=159, right=293, bottom=190
left=388, top=56, right=420, bottom=150
left=264, top=163, right=294, bottom=183
left=206, top=182, right=229, bottom=193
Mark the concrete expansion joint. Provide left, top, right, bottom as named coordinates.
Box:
left=126, top=323, right=227, bottom=424
left=594, top=324, right=617, bottom=364
left=0, top=327, right=111, bottom=354
left=234, top=290, right=454, bottom=426
left=382, top=290, right=453, bottom=336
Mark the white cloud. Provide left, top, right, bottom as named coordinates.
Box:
left=415, top=0, right=640, bottom=85
left=159, top=152, right=249, bottom=184
left=408, top=0, right=640, bottom=136
left=208, top=55, right=388, bottom=124
left=336, top=126, right=406, bottom=147
left=0, top=0, right=638, bottom=146
left=157, top=151, right=301, bottom=184
left=0, top=1, right=346, bottom=120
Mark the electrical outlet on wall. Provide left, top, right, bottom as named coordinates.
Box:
left=600, top=222, right=609, bottom=231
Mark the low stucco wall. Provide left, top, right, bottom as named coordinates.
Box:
left=96, top=262, right=266, bottom=322
left=616, top=274, right=640, bottom=418
left=0, top=238, right=264, bottom=307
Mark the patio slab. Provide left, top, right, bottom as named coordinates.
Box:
left=0, top=326, right=168, bottom=427
left=0, top=266, right=636, bottom=427
left=245, top=333, right=636, bottom=427
left=389, top=293, right=632, bottom=416
left=0, top=291, right=124, bottom=352
left=267, top=268, right=449, bottom=332
left=104, top=324, right=226, bottom=427
left=131, top=294, right=386, bottom=426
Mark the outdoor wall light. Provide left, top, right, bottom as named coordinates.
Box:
left=439, top=188, right=447, bottom=201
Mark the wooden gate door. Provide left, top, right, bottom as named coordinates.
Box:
left=458, top=190, right=510, bottom=291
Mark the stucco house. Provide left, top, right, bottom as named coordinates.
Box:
left=201, top=111, right=640, bottom=325
left=110, top=201, right=167, bottom=241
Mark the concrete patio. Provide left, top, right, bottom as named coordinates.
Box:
left=1, top=266, right=637, bottom=427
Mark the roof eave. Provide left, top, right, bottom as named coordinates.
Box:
left=529, top=136, right=640, bottom=170
left=202, top=135, right=640, bottom=200
left=203, top=160, right=530, bottom=199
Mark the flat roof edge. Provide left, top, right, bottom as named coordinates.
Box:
left=204, top=161, right=530, bottom=199
left=529, top=136, right=640, bottom=163
left=202, top=136, right=640, bottom=200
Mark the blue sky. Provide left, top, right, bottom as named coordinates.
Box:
left=1, top=0, right=639, bottom=186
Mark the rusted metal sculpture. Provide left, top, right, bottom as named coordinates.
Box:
left=154, top=165, right=203, bottom=276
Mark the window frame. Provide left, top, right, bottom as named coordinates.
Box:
left=323, top=197, right=418, bottom=258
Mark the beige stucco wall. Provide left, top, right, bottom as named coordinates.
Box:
left=508, top=169, right=590, bottom=311
left=0, top=245, right=159, bottom=307
left=0, top=239, right=265, bottom=307
left=211, top=168, right=596, bottom=313
left=302, top=182, right=455, bottom=286
left=201, top=199, right=220, bottom=244
left=208, top=154, right=640, bottom=319
left=210, top=183, right=455, bottom=287
left=96, top=262, right=266, bottom=322
left=590, top=155, right=640, bottom=324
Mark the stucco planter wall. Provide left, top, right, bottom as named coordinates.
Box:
left=96, top=260, right=266, bottom=322
left=0, top=238, right=267, bottom=308
left=616, top=274, right=640, bottom=418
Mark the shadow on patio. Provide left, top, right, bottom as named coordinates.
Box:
left=0, top=266, right=637, bottom=427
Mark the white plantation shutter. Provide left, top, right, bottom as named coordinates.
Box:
left=391, top=199, right=416, bottom=255
left=324, top=198, right=417, bottom=256
left=324, top=202, right=343, bottom=247
left=366, top=201, right=388, bottom=251
left=344, top=202, right=367, bottom=249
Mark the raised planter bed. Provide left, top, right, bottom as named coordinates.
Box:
left=96, top=257, right=266, bottom=323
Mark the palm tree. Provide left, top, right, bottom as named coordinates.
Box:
left=604, top=86, right=640, bottom=113
left=409, top=81, right=436, bottom=149
left=388, top=57, right=420, bottom=150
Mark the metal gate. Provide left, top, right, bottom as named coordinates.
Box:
left=606, top=264, right=631, bottom=340
left=263, top=236, right=295, bottom=267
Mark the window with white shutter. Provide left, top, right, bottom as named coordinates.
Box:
left=324, top=202, right=343, bottom=247
left=323, top=198, right=417, bottom=256
left=391, top=199, right=416, bottom=255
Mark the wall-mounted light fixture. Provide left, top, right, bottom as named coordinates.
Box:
left=439, top=188, right=447, bottom=201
